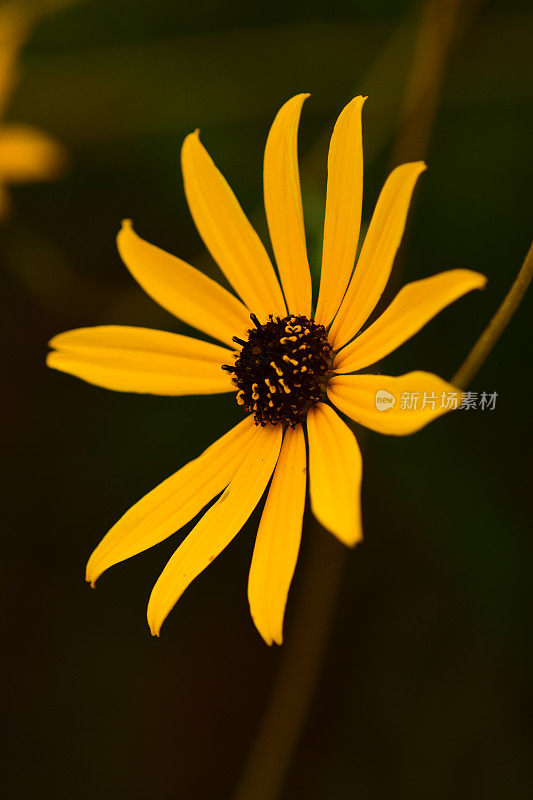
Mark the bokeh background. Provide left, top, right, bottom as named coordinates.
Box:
left=3, top=0, right=532, bottom=798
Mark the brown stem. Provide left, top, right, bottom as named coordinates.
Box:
left=390, top=0, right=462, bottom=167
left=233, top=523, right=347, bottom=800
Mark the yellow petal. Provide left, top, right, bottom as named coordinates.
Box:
left=328, top=371, right=459, bottom=435
left=0, top=124, right=67, bottom=182
left=117, top=220, right=251, bottom=347
left=307, top=403, right=362, bottom=546
left=263, top=94, right=312, bottom=316
left=47, top=325, right=235, bottom=395
left=86, top=415, right=258, bottom=585
left=248, top=424, right=306, bottom=645
left=329, top=162, right=427, bottom=349
left=181, top=130, right=286, bottom=320
left=334, top=269, right=487, bottom=373
left=315, top=96, right=366, bottom=327
left=147, top=423, right=283, bottom=636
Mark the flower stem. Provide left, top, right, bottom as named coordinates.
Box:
left=390, top=0, right=462, bottom=167
left=233, top=522, right=347, bottom=800
left=452, top=240, right=533, bottom=389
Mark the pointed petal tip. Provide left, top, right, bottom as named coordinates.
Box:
left=322, top=523, right=363, bottom=549
left=85, top=566, right=98, bottom=587
left=253, top=623, right=274, bottom=647
left=397, top=160, right=427, bottom=174
left=285, top=92, right=310, bottom=107
left=253, top=620, right=280, bottom=646
left=275, top=91, right=310, bottom=117
left=48, top=328, right=75, bottom=350
left=182, top=129, right=201, bottom=150
left=85, top=563, right=97, bottom=588
left=117, top=218, right=135, bottom=244
left=147, top=599, right=163, bottom=637
left=86, top=554, right=104, bottom=587
left=461, top=270, right=487, bottom=291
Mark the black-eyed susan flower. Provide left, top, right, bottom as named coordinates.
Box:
left=0, top=2, right=67, bottom=219
left=47, top=94, right=485, bottom=645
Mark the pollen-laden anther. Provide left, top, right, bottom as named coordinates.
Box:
left=222, top=314, right=333, bottom=426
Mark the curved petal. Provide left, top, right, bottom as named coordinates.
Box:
left=181, top=131, right=286, bottom=320
left=334, top=269, right=487, bottom=373
left=264, top=94, right=312, bottom=316
left=147, top=423, right=283, bottom=636
left=328, top=371, right=459, bottom=435
left=86, top=415, right=258, bottom=585
left=329, top=162, right=427, bottom=349
left=307, top=403, right=362, bottom=546
left=0, top=124, right=67, bottom=182
left=47, top=325, right=235, bottom=395
left=117, top=220, right=251, bottom=347
left=248, top=424, right=306, bottom=645
left=315, top=96, right=366, bottom=327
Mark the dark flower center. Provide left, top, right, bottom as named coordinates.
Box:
left=222, top=314, right=333, bottom=427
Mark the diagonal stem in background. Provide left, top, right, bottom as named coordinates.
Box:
left=452, top=240, right=533, bottom=389
left=234, top=522, right=346, bottom=800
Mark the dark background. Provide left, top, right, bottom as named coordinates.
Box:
left=3, top=0, right=532, bottom=797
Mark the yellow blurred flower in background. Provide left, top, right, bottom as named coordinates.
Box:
left=0, top=1, right=67, bottom=219
left=47, top=94, right=485, bottom=645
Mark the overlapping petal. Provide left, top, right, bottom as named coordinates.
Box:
left=117, top=220, right=251, bottom=347
left=147, top=423, right=283, bottom=636
left=86, top=415, right=258, bottom=585
left=334, top=269, right=487, bottom=373
left=329, top=162, right=427, bottom=349
left=315, top=96, right=366, bottom=327
left=307, top=403, right=362, bottom=546
left=264, top=93, right=312, bottom=316
left=47, top=325, right=235, bottom=395
left=328, top=371, right=459, bottom=435
left=181, top=130, right=286, bottom=320
left=248, top=424, right=306, bottom=645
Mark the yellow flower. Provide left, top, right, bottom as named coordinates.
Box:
left=0, top=2, right=67, bottom=219
left=47, top=95, right=485, bottom=645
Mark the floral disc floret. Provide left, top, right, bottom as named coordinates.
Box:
left=222, top=314, right=333, bottom=427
